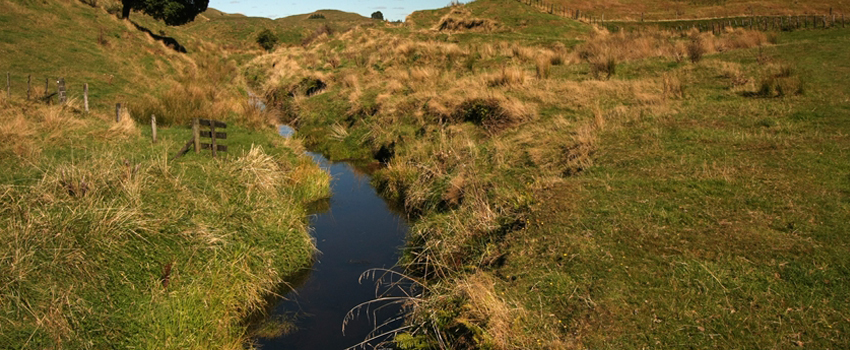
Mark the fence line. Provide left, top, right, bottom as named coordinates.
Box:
left=512, top=0, right=846, bottom=32
left=3, top=73, right=109, bottom=114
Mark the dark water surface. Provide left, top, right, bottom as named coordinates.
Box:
left=257, top=126, right=409, bottom=350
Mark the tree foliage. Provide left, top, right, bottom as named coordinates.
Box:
left=121, top=0, right=209, bottom=26
left=256, top=29, right=279, bottom=52
left=371, top=11, right=384, bottom=20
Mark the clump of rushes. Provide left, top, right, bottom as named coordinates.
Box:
left=746, top=63, right=804, bottom=98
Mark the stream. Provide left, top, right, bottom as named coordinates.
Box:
left=255, top=125, right=409, bottom=349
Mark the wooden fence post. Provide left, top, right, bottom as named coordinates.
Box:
left=150, top=115, right=157, bottom=143
left=115, top=103, right=121, bottom=122
left=823, top=15, right=827, bottom=29
left=210, top=122, right=217, bottom=158
left=58, top=77, right=66, bottom=104
left=192, top=118, right=200, bottom=153
left=83, top=83, right=89, bottom=113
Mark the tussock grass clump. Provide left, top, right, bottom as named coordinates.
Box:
left=757, top=75, right=804, bottom=97
left=434, top=7, right=498, bottom=32
left=131, top=82, right=216, bottom=127
left=588, top=56, right=617, bottom=80
left=662, top=72, right=684, bottom=99
left=0, top=111, right=39, bottom=160
left=487, top=66, right=527, bottom=87
left=450, top=96, right=537, bottom=133
left=105, top=110, right=141, bottom=139
left=302, top=24, right=333, bottom=46
left=717, top=61, right=751, bottom=90
left=535, top=56, right=551, bottom=79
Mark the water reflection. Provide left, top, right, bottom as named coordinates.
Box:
left=255, top=126, right=409, bottom=349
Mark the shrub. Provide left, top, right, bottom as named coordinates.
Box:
left=549, top=53, right=564, bottom=66
left=588, top=56, right=617, bottom=80
left=755, top=65, right=804, bottom=98
left=308, top=13, right=326, bottom=19
left=256, top=29, right=279, bottom=52
left=291, top=77, right=327, bottom=97
left=687, top=38, right=705, bottom=63
left=450, top=97, right=536, bottom=133
left=104, top=2, right=121, bottom=15
left=371, top=11, right=384, bottom=20
left=757, top=76, right=803, bottom=97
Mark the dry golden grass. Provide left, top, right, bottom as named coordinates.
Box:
left=410, top=66, right=439, bottom=81
left=487, top=65, right=526, bottom=86
left=543, top=0, right=839, bottom=21
left=662, top=72, right=684, bottom=99
left=232, top=145, right=284, bottom=197
left=509, top=44, right=537, bottom=62
left=104, top=109, right=140, bottom=139
left=535, top=56, right=551, bottom=79
left=457, top=273, right=529, bottom=349
left=714, top=60, right=752, bottom=91
left=433, top=7, right=499, bottom=32
left=0, top=110, right=38, bottom=160
left=576, top=27, right=769, bottom=66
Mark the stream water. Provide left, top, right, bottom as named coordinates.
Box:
left=256, top=125, right=409, bottom=349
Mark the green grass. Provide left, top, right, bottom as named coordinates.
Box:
left=498, top=28, right=850, bottom=349
left=0, top=99, right=330, bottom=349
left=184, top=8, right=375, bottom=49
left=408, top=0, right=588, bottom=45
left=0, top=0, right=331, bottom=348
left=249, top=1, right=850, bottom=345
left=5, top=0, right=850, bottom=348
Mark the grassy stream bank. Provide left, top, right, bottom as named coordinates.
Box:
left=0, top=0, right=331, bottom=348
left=249, top=0, right=850, bottom=347
left=0, top=96, right=330, bottom=348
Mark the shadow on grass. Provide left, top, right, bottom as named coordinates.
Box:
left=130, top=21, right=187, bottom=53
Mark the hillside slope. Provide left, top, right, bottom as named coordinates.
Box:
left=506, top=0, right=845, bottom=21
left=184, top=8, right=376, bottom=50
left=0, top=0, right=330, bottom=349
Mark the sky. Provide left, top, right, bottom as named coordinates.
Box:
left=208, top=0, right=454, bottom=22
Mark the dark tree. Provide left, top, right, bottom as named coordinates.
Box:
left=121, top=0, right=209, bottom=26
left=256, top=29, right=279, bottom=52
left=371, top=11, right=384, bottom=20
